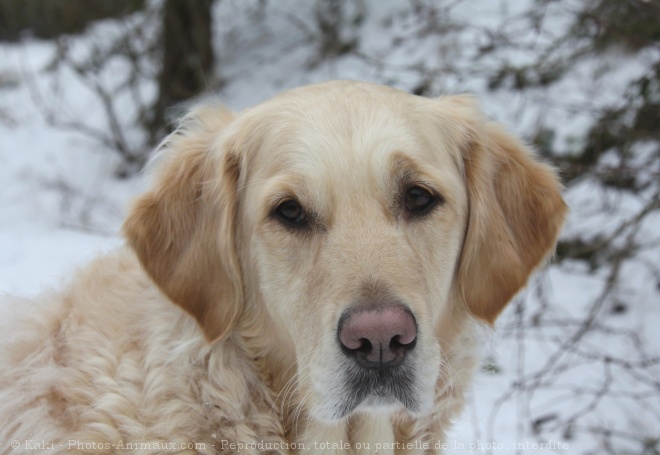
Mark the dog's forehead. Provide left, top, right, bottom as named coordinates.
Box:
left=247, top=84, right=449, bottom=181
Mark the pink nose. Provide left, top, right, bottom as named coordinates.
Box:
left=338, top=305, right=417, bottom=368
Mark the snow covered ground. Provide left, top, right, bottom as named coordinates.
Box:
left=1, top=1, right=658, bottom=453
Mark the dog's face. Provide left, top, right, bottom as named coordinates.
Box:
left=124, top=81, right=566, bottom=423
left=235, top=85, right=468, bottom=420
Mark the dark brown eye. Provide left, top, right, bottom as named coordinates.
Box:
left=405, top=186, right=438, bottom=216
left=275, top=200, right=307, bottom=226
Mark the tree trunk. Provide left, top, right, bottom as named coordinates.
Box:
left=150, top=0, right=215, bottom=141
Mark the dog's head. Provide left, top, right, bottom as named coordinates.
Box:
left=124, top=81, right=566, bottom=422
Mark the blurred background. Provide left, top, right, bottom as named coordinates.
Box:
left=0, top=0, right=658, bottom=453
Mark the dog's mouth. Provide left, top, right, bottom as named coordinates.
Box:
left=333, top=362, right=420, bottom=418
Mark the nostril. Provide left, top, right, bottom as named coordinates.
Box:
left=389, top=334, right=416, bottom=351
left=343, top=338, right=373, bottom=354
left=357, top=338, right=372, bottom=353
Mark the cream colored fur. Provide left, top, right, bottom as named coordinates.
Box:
left=0, top=81, right=566, bottom=454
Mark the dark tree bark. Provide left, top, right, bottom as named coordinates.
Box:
left=149, top=0, right=215, bottom=141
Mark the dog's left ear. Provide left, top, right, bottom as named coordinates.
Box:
left=123, top=104, right=243, bottom=342
left=435, top=95, right=567, bottom=324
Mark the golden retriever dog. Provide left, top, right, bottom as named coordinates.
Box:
left=0, top=81, right=566, bottom=454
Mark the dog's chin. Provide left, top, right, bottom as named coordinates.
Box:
left=313, top=391, right=428, bottom=423
left=355, top=394, right=406, bottom=413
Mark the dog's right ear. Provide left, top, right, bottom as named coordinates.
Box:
left=123, top=104, right=242, bottom=343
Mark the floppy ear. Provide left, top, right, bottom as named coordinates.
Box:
left=440, top=96, right=567, bottom=324
left=123, top=104, right=242, bottom=342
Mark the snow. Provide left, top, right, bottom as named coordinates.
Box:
left=0, top=226, right=121, bottom=297
left=1, top=1, right=658, bottom=453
